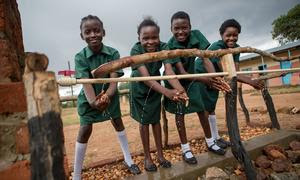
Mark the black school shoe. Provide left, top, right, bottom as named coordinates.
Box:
left=123, top=161, right=141, bottom=175
left=144, top=162, right=157, bottom=172
left=216, top=138, right=231, bottom=149
left=207, top=142, right=226, bottom=155
left=159, top=160, right=172, bottom=168
left=182, top=150, right=198, bottom=164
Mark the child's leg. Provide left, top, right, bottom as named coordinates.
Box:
left=111, top=118, right=133, bottom=165
left=73, top=125, right=92, bottom=180
left=151, top=122, right=171, bottom=168
left=196, top=112, right=225, bottom=155
left=111, top=118, right=141, bottom=174
left=208, top=112, right=230, bottom=148
left=175, top=114, right=196, bottom=164
left=208, top=112, right=219, bottom=139
left=139, top=124, right=156, bottom=171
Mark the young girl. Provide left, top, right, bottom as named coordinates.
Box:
left=73, top=15, right=140, bottom=180
left=164, top=11, right=227, bottom=165
left=195, top=19, right=264, bottom=145
left=130, top=17, right=188, bottom=172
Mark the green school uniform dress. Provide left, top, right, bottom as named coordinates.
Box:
left=195, top=40, right=240, bottom=112
left=75, top=44, right=124, bottom=125
left=130, top=42, right=178, bottom=125
left=164, top=30, right=210, bottom=114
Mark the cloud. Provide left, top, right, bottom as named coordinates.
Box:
left=17, top=0, right=299, bottom=75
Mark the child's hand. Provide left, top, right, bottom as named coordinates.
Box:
left=207, top=77, right=232, bottom=93
left=91, top=91, right=111, bottom=111
left=250, top=79, right=264, bottom=90
left=166, top=89, right=189, bottom=104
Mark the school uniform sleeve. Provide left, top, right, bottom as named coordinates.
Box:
left=75, top=54, right=90, bottom=79
left=130, top=45, right=145, bottom=70
left=110, top=50, right=124, bottom=77
left=194, top=30, right=210, bottom=50
left=161, top=43, right=180, bottom=65
left=233, top=44, right=240, bottom=63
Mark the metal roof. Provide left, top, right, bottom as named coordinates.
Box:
left=240, top=40, right=300, bottom=61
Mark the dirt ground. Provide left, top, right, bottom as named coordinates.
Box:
left=63, top=93, right=300, bottom=169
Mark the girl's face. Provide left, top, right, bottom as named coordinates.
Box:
left=139, top=26, right=160, bottom=52
left=221, top=27, right=239, bottom=48
left=81, top=19, right=104, bottom=51
left=171, top=18, right=191, bottom=43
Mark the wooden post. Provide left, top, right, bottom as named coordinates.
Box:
left=161, top=105, right=169, bottom=148
left=23, top=53, right=66, bottom=180
left=237, top=83, right=250, bottom=124
left=220, top=54, right=256, bottom=179
left=261, top=85, right=281, bottom=129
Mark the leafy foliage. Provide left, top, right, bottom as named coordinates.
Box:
left=272, top=4, right=300, bottom=44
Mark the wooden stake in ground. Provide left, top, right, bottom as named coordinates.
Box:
left=220, top=54, right=257, bottom=179
left=23, top=53, right=67, bottom=180
left=261, top=83, right=281, bottom=130
left=237, top=83, right=250, bottom=124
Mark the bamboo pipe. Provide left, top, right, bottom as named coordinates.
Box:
left=58, top=68, right=300, bottom=86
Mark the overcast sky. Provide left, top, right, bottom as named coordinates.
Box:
left=18, top=0, right=299, bottom=77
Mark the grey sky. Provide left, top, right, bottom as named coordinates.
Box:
left=18, top=0, right=299, bottom=77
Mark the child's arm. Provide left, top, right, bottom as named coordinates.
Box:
left=83, top=84, right=99, bottom=108
left=235, top=63, right=264, bottom=89
left=164, top=63, right=185, bottom=92
left=175, top=61, right=230, bottom=92
left=137, top=65, right=187, bottom=102
left=105, top=72, right=118, bottom=98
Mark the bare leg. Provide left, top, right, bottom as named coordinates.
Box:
left=139, top=124, right=156, bottom=170
left=175, top=114, right=188, bottom=144
left=196, top=111, right=212, bottom=138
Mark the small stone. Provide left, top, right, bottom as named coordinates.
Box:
left=255, top=155, right=271, bottom=169
left=271, top=159, right=292, bottom=173
left=289, top=140, right=300, bottom=151
left=256, top=168, right=268, bottom=180
left=290, top=107, right=300, bottom=114
left=263, top=144, right=286, bottom=160
left=286, top=150, right=300, bottom=163
left=205, top=167, right=229, bottom=180
left=270, top=172, right=298, bottom=180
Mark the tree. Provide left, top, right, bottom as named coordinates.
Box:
left=272, top=4, right=300, bottom=44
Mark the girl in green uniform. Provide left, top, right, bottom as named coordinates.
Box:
left=73, top=15, right=140, bottom=180
left=130, top=17, right=188, bottom=172
left=195, top=19, right=264, bottom=149
left=165, top=11, right=227, bottom=165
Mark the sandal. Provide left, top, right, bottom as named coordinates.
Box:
left=123, top=161, right=141, bottom=175
left=182, top=150, right=197, bottom=165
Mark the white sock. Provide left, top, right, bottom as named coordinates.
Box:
left=117, top=130, right=134, bottom=166
left=73, top=142, right=87, bottom=180
left=208, top=115, right=220, bottom=140
left=206, top=137, right=221, bottom=151
left=181, top=143, right=194, bottom=158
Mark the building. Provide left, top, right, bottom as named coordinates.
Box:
left=239, top=41, right=300, bottom=89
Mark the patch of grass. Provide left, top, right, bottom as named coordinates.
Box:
left=61, top=107, right=80, bottom=126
